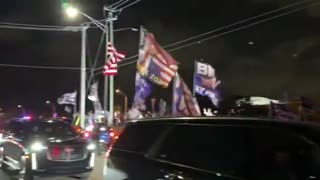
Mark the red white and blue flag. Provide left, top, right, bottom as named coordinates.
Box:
left=103, top=42, right=126, bottom=76
left=172, top=74, right=201, bottom=116
left=137, top=33, right=178, bottom=88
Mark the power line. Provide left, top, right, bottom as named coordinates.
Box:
left=0, top=22, right=71, bottom=28
left=165, top=1, right=320, bottom=53
left=94, top=0, right=317, bottom=71
left=161, top=0, right=316, bottom=49
left=0, top=63, right=93, bottom=70
left=94, top=0, right=320, bottom=75
left=0, top=24, right=81, bottom=32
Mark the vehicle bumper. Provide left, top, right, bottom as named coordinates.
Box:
left=28, top=152, right=95, bottom=176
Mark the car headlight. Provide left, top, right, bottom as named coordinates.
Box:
left=87, top=143, right=96, bottom=150
left=99, top=127, right=106, bottom=131
left=30, top=142, right=47, bottom=151
left=85, top=125, right=94, bottom=132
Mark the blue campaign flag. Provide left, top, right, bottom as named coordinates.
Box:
left=133, top=73, right=152, bottom=110
left=193, top=61, right=221, bottom=106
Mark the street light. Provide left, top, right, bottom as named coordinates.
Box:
left=114, top=27, right=138, bottom=32
left=46, top=100, right=51, bottom=104
left=17, top=105, right=26, bottom=116
left=115, top=89, right=128, bottom=114
left=66, top=6, right=79, bottom=18
left=64, top=6, right=89, bottom=128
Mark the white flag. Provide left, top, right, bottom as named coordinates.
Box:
left=88, top=82, right=102, bottom=112
left=57, top=92, right=77, bottom=105
left=88, top=82, right=99, bottom=102
left=64, top=106, right=72, bottom=113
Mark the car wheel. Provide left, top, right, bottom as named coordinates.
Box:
left=18, top=156, right=33, bottom=180
left=0, top=146, right=7, bottom=169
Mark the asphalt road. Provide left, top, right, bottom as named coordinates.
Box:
left=0, top=155, right=105, bottom=180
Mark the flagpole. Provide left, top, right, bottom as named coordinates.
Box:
left=139, top=25, right=145, bottom=47
left=73, top=104, right=77, bottom=118
left=192, top=60, right=197, bottom=97
left=172, top=73, right=178, bottom=116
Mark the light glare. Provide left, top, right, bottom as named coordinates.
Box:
left=87, top=143, right=96, bottom=150
left=31, top=142, right=47, bottom=151
left=66, top=6, right=79, bottom=18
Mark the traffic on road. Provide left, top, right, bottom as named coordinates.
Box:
left=1, top=0, right=320, bottom=179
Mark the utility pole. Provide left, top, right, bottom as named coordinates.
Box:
left=108, top=10, right=115, bottom=126
left=103, top=0, right=140, bottom=126
left=80, top=24, right=88, bottom=128
left=104, top=20, right=109, bottom=123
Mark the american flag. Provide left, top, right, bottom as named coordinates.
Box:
left=103, top=43, right=126, bottom=76
left=137, top=33, right=178, bottom=88
left=172, top=74, right=201, bottom=116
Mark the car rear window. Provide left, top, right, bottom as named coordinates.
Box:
left=31, top=121, right=76, bottom=137
left=113, top=123, right=167, bottom=153
left=154, top=124, right=318, bottom=178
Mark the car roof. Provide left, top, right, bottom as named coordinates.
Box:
left=126, top=116, right=320, bottom=129
left=10, top=119, right=68, bottom=125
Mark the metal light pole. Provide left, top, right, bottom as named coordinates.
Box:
left=65, top=3, right=139, bottom=127
left=108, top=10, right=115, bottom=126
left=104, top=19, right=109, bottom=123
left=80, top=24, right=88, bottom=128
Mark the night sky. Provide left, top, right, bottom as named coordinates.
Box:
left=0, top=0, right=320, bottom=114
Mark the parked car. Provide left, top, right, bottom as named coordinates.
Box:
left=104, top=117, right=320, bottom=180
left=0, top=119, right=96, bottom=180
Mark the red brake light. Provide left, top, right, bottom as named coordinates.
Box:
left=84, top=132, right=90, bottom=138
left=110, top=132, right=114, bottom=137
left=52, top=146, right=61, bottom=158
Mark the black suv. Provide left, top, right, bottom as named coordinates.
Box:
left=104, top=117, right=320, bottom=180
left=0, top=119, right=95, bottom=180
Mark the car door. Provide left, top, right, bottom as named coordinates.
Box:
left=148, top=124, right=249, bottom=180
left=105, top=123, right=169, bottom=180
left=3, top=122, right=26, bottom=161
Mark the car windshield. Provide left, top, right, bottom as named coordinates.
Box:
left=30, top=121, right=76, bottom=137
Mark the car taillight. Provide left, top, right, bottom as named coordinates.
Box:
left=52, top=146, right=61, bottom=158
left=109, top=132, right=114, bottom=137
left=84, top=132, right=90, bottom=138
